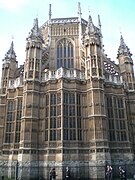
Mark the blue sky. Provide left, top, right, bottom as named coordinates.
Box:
left=0, top=0, right=135, bottom=79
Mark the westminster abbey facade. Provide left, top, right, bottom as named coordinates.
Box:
left=0, top=3, right=135, bottom=180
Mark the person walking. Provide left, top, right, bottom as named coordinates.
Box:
left=119, top=166, right=127, bottom=180
left=51, top=168, right=57, bottom=180
left=106, top=165, right=113, bottom=180
left=65, top=167, right=71, bottom=180
left=49, top=168, right=53, bottom=180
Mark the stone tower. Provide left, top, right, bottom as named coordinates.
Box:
left=117, top=35, right=135, bottom=158
left=18, top=18, right=43, bottom=179
left=117, top=35, right=135, bottom=90
left=1, top=41, right=17, bottom=93
left=83, top=13, right=110, bottom=178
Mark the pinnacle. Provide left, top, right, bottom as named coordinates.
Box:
left=27, top=18, right=43, bottom=42
left=4, top=41, right=17, bottom=60
left=117, top=35, right=132, bottom=57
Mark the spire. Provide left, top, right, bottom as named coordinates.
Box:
left=98, top=15, right=101, bottom=30
left=120, top=34, right=125, bottom=47
left=78, top=2, right=82, bottom=44
left=78, top=2, right=82, bottom=21
left=4, top=41, right=16, bottom=60
left=27, top=18, right=43, bottom=42
left=117, top=34, right=132, bottom=57
left=49, top=4, right=52, bottom=22
left=86, top=12, right=95, bottom=35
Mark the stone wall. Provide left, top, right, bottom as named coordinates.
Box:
left=0, top=159, right=135, bottom=179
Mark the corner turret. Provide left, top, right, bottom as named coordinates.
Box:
left=4, top=41, right=17, bottom=60
left=19, top=18, right=44, bottom=176
left=24, top=18, right=43, bottom=81
left=26, top=18, right=43, bottom=43
left=84, top=12, right=102, bottom=48
left=117, top=35, right=135, bottom=90
left=1, top=41, right=18, bottom=93
left=83, top=11, right=103, bottom=80
left=117, top=35, right=132, bottom=58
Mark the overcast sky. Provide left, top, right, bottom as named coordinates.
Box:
left=0, top=0, right=135, bottom=79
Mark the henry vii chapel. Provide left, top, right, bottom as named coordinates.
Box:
left=0, top=2, right=135, bottom=180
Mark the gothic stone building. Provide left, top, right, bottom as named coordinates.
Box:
left=0, top=3, right=135, bottom=180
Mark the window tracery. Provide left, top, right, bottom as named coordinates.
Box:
left=57, top=38, right=74, bottom=69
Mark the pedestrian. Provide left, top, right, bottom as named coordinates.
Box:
left=52, top=168, right=57, bottom=180
left=49, top=168, right=53, bottom=180
left=106, top=165, right=113, bottom=180
left=119, top=166, right=127, bottom=180
left=2, top=175, right=4, bottom=180
left=65, top=167, right=71, bottom=180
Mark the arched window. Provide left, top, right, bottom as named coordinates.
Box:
left=57, top=39, right=74, bottom=69
left=57, top=43, right=62, bottom=68
left=68, top=42, right=74, bottom=68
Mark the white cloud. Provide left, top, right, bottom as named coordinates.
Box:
left=0, top=0, right=27, bottom=10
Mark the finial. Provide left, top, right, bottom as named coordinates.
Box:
left=119, top=27, right=122, bottom=35
left=88, top=14, right=92, bottom=27
left=86, top=11, right=95, bottom=35
left=11, top=35, right=14, bottom=41
left=33, top=18, right=38, bottom=32
left=88, top=6, right=90, bottom=14
left=120, top=31, right=122, bottom=38
left=11, top=35, right=14, bottom=49
left=120, top=33, right=125, bottom=47
left=49, top=4, right=52, bottom=22
left=78, top=2, right=82, bottom=16
left=36, top=9, right=39, bottom=18
left=11, top=41, right=14, bottom=52
left=88, top=8, right=93, bottom=27
left=98, top=15, right=101, bottom=28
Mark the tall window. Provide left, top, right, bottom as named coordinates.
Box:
left=57, top=43, right=62, bottom=68
left=106, top=96, right=127, bottom=142
left=45, top=92, right=62, bottom=141
left=15, top=98, right=22, bottom=143
left=63, top=92, right=82, bottom=141
left=57, top=39, right=74, bottom=69
left=5, top=101, right=16, bottom=143
left=107, top=96, right=115, bottom=141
